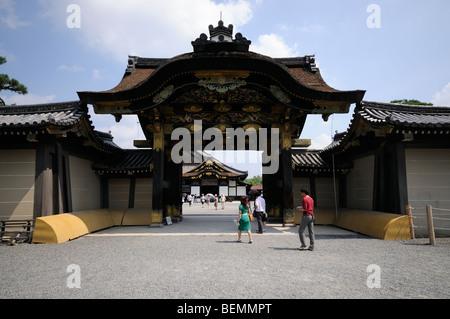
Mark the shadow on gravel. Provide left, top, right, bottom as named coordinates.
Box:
left=315, top=234, right=370, bottom=239
left=216, top=240, right=242, bottom=244
left=267, top=247, right=299, bottom=251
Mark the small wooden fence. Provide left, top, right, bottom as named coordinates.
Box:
left=406, top=205, right=450, bottom=245
left=0, top=220, right=35, bottom=244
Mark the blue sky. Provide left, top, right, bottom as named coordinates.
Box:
left=1, top=0, right=449, bottom=177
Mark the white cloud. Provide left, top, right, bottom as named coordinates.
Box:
left=0, top=93, right=56, bottom=105
left=309, top=133, right=332, bottom=150
left=431, top=82, right=450, bottom=107
left=0, top=42, right=17, bottom=61
left=298, top=24, right=327, bottom=34
left=89, top=108, right=142, bottom=149
left=39, top=0, right=254, bottom=61
left=277, top=22, right=328, bottom=35
left=251, top=33, right=298, bottom=58
left=0, top=0, right=31, bottom=29
left=92, top=69, right=101, bottom=80
left=58, top=64, right=85, bottom=72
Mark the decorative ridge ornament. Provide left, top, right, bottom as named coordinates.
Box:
left=192, top=20, right=251, bottom=53
left=195, top=70, right=249, bottom=93
left=209, top=20, right=233, bottom=42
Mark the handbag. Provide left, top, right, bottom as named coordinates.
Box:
left=249, top=212, right=254, bottom=222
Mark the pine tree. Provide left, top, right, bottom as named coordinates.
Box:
left=0, top=56, right=28, bottom=105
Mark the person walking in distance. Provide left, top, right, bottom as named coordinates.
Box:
left=237, top=196, right=253, bottom=244
left=254, top=191, right=266, bottom=234
left=220, top=194, right=226, bottom=210
left=296, top=189, right=315, bottom=251
left=201, top=194, right=206, bottom=208
left=214, top=194, right=219, bottom=210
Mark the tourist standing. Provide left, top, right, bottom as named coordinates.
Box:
left=220, top=194, right=226, bottom=210
left=201, top=194, right=206, bottom=208
left=187, top=194, right=192, bottom=207
left=214, top=194, right=218, bottom=210
left=254, top=191, right=266, bottom=234
left=237, top=196, right=253, bottom=244
left=296, top=189, right=315, bottom=251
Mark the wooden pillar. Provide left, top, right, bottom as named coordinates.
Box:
left=426, top=205, right=436, bottom=245
left=339, top=175, right=347, bottom=208
left=62, top=151, right=72, bottom=212
left=128, top=177, right=136, bottom=209
left=262, top=124, right=281, bottom=221
left=55, top=142, right=72, bottom=214
left=263, top=168, right=282, bottom=220
left=281, top=123, right=294, bottom=223
left=309, top=176, right=316, bottom=207
left=406, top=204, right=415, bottom=239
left=100, top=176, right=109, bottom=209
left=34, top=144, right=54, bottom=218
left=395, top=143, right=408, bottom=214
left=383, top=142, right=408, bottom=214
left=164, top=142, right=182, bottom=219
left=151, top=123, right=164, bottom=224
left=374, top=142, right=408, bottom=214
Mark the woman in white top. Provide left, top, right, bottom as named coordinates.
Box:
left=220, top=194, right=226, bottom=210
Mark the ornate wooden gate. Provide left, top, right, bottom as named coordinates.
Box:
left=79, top=21, right=364, bottom=222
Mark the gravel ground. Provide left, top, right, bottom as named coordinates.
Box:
left=1, top=209, right=449, bottom=300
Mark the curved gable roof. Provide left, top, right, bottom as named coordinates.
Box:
left=78, top=21, right=364, bottom=115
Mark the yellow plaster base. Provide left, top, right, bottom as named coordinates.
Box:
left=32, top=208, right=155, bottom=244
left=295, top=208, right=411, bottom=240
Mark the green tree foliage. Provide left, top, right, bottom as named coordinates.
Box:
left=0, top=56, right=28, bottom=105
left=245, top=175, right=262, bottom=186
left=390, top=99, right=433, bottom=106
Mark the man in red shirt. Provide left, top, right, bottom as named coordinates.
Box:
left=296, top=189, right=315, bottom=251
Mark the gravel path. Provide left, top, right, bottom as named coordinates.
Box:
left=1, top=203, right=449, bottom=299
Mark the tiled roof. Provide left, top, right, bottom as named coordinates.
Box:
left=0, top=100, right=121, bottom=153
left=322, top=101, right=450, bottom=154
left=291, top=150, right=352, bottom=173
left=127, top=56, right=317, bottom=71
left=92, top=150, right=153, bottom=175
left=183, top=155, right=248, bottom=179
left=292, top=151, right=328, bottom=168
left=358, top=101, right=450, bottom=127
left=104, top=54, right=324, bottom=94
left=79, top=51, right=364, bottom=108
left=0, top=101, right=85, bottom=129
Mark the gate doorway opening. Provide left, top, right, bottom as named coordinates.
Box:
left=182, top=150, right=262, bottom=206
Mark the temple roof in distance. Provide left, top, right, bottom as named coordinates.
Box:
left=183, top=155, right=248, bottom=180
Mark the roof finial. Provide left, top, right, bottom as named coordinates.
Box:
left=220, top=11, right=222, bottom=21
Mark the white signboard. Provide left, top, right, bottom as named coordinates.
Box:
left=237, top=186, right=247, bottom=196
left=191, top=186, right=200, bottom=196
left=219, top=186, right=228, bottom=196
